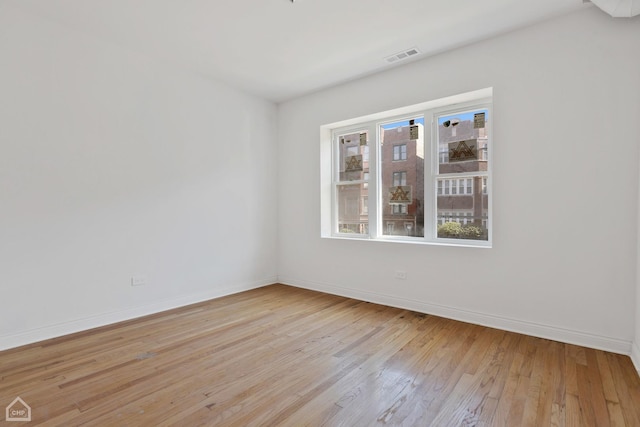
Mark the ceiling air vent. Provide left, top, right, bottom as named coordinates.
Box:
left=385, top=47, right=420, bottom=64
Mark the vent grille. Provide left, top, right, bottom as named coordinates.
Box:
left=385, top=47, right=420, bottom=64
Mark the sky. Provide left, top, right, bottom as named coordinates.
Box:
left=380, top=109, right=488, bottom=129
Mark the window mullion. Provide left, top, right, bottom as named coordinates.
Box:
left=424, top=111, right=436, bottom=241
left=367, top=123, right=379, bottom=238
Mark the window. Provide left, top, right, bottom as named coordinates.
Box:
left=392, top=171, right=407, bottom=186
left=436, top=107, right=490, bottom=241
left=393, top=144, right=407, bottom=161
left=392, top=204, right=408, bottom=214
left=322, top=89, right=492, bottom=246
left=334, top=131, right=369, bottom=235
left=439, top=148, right=448, bottom=163
left=383, top=118, right=423, bottom=236
left=437, top=178, right=473, bottom=196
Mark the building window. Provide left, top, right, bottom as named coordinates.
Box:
left=392, top=171, right=407, bottom=186
left=437, top=178, right=473, bottom=196
left=392, top=204, right=408, bottom=214
left=323, top=89, right=492, bottom=246
left=393, top=144, right=407, bottom=161
left=439, top=148, right=448, bottom=163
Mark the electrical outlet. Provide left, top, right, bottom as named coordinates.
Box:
left=131, top=275, right=147, bottom=286
left=395, top=270, right=407, bottom=280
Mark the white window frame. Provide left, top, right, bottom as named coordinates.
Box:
left=320, top=88, right=492, bottom=248
left=330, top=125, right=374, bottom=238
left=430, top=101, right=491, bottom=245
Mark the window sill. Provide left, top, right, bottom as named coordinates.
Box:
left=322, top=235, right=491, bottom=249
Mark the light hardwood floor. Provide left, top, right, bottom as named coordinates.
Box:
left=1, top=284, right=639, bottom=426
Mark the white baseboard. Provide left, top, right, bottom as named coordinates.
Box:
left=278, top=276, right=632, bottom=356
left=631, top=341, right=640, bottom=374
left=0, top=277, right=276, bottom=352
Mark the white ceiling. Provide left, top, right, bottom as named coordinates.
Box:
left=7, top=0, right=592, bottom=102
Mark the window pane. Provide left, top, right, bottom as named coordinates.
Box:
left=393, top=171, right=407, bottom=186
left=337, top=184, right=368, bottom=234
left=380, top=117, right=424, bottom=237
left=338, top=131, right=369, bottom=182
left=393, top=144, right=408, bottom=161
left=437, top=175, right=488, bottom=241
left=438, top=109, right=489, bottom=174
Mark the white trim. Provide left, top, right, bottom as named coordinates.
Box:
left=278, top=276, right=632, bottom=356
left=632, top=341, right=640, bottom=373
left=0, top=277, right=276, bottom=352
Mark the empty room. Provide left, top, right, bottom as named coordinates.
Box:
left=1, top=0, right=640, bottom=425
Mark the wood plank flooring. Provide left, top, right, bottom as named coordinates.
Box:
left=1, top=284, right=639, bottom=426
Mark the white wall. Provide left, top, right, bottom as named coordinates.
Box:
left=0, top=5, right=278, bottom=349
left=278, top=8, right=640, bottom=354
left=636, top=133, right=640, bottom=369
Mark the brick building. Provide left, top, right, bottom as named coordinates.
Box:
left=380, top=123, right=424, bottom=237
